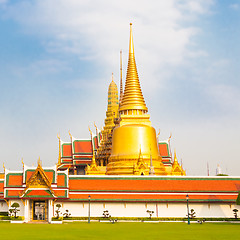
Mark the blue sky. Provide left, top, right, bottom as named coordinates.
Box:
left=0, top=0, right=240, bottom=175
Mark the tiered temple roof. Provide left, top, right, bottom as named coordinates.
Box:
left=57, top=131, right=100, bottom=174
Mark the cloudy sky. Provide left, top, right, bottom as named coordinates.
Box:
left=0, top=0, right=239, bottom=175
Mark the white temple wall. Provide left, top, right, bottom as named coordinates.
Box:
left=0, top=201, right=8, bottom=212
left=55, top=202, right=240, bottom=218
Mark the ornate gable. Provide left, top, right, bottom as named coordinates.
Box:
left=20, top=161, right=56, bottom=198
left=28, top=172, right=49, bottom=188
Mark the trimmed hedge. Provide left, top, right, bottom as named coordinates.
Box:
left=0, top=212, right=8, bottom=216
left=53, top=216, right=240, bottom=222
left=0, top=216, right=24, bottom=220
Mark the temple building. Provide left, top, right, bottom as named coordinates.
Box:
left=0, top=24, right=239, bottom=223
left=57, top=24, right=185, bottom=176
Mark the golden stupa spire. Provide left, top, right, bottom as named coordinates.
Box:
left=119, top=23, right=148, bottom=113
left=119, top=50, right=123, bottom=105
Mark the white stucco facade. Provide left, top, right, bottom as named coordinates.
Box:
left=54, top=202, right=240, bottom=219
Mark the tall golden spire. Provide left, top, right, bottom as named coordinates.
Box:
left=119, top=23, right=148, bottom=113
left=119, top=50, right=123, bottom=105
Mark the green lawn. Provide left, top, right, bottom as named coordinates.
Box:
left=0, top=222, right=240, bottom=240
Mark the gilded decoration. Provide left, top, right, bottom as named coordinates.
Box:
left=29, top=172, right=48, bottom=188
left=20, top=160, right=55, bottom=198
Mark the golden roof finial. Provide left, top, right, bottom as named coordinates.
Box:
left=88, top=126, right=92, bottom=136
left=119, top=23, right=148, bottom=113
left=157, top=129, right=161, bottom=139
left=129, top=23, right=134, bottom=54
left=37, top=157, right=42, bottom=166
left=21, top=158, right=24, bottom=168
left=68, top=130, right=72, bottom=141
left=168, top=132, right=172, bottom=141
left=94, top=122, right=97, bottom=130
left=174, top=149, right=178, bottom=162
left=3, top=162, right=5, bottom=172
left=57, top=133, right=60, bottom=140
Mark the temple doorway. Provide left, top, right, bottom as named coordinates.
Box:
left=32, top=200, right=47, bottom=221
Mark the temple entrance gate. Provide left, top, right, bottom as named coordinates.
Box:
left=30, top=200, right=48, bottom=222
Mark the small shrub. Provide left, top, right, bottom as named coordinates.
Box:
left=103, top=210, right=111, bottom=218
left=9, top=202, right=20, bottom=218
left=233, top=209, right=238, bottom=219
left=146, top=210, right=154, bottom=219
left=63, top=209, right=71, bottom=218
left=55, top=204, right=62, bottom=219
left=190, top=209, right=196, bottom=218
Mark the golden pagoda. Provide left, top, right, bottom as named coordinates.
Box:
left=96, top=73, right=119, bottom=167
left=106, top=23, right=166, bottom=175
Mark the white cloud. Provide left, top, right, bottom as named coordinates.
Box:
left=3, top=0, right=214, bottom=93
left=207, top=84, right=240, bottom=113
left=0, top=0, right=8, bottom=4
left=229, top=3, right=239, bottom=10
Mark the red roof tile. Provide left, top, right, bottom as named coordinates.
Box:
left=8, top=175, right=23, bottom=186
left=158, top=143, right=170, bottom=158
left=62, top=144, right=72, bottom=157
left=74, top=141, right=92, bottom=154
left=69, top=178, right=240, bottom=192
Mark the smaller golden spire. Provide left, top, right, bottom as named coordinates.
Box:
left=91, top=150, right=97, bottom=166
left=174, top=149, right=177, bottom=162
left=3, top=162, right=5, bottom=172
left=119, top=50, right=123, bottom=105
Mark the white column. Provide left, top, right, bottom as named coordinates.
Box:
left=48, top=200, right=53, bottom=222
left=24, top=200, right=29, bottom=223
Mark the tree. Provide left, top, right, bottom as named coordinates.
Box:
left=146, top=210, right=154, bottom=219
left=233, top=209, right=238, bottom=219
left=55, top=204, right=62, bottom=219
left=10, top=202, right=20, bottom=218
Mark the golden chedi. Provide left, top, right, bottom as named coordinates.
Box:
left=96, top=74, right=119, bottom=166
left=106, top=24, right=166, bottom=175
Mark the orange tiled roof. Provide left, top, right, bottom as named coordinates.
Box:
left=7, top=174, right=23, bottom=187
left=68, top=192, right=237, bottom=202
left=74, top=141, right=92, bottom=154
left=67, top=176, right=240, bottom=202
left=62, top=143, right=72, bottom=158
left=0, top=181, right=4, bottom=193
left=69, top=177, right=240, bottom=192
left=158, top=143, right=170, bottom=158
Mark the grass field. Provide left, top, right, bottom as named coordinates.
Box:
left=1, top=222, right=240, bottom=240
